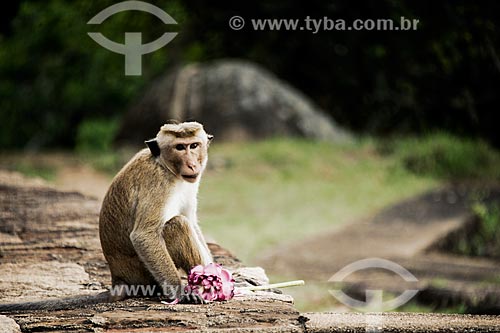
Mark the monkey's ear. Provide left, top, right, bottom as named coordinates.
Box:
left=207, top=134, right=214, bottom=142
left=145, top=139, right=160, bottom=157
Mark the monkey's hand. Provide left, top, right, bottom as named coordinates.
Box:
left=179, top=292, right=206, bottom=304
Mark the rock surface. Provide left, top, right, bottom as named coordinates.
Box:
left=304, top=312, right=500, bottom=333
left=116, top=60, right=351, bottom=145
left=0, top=315, right=21, bottom=333
left=0, top=170, right=298, bottom=332
left=1, top=170, right=499, bottom=332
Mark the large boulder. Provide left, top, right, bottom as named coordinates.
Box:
left=116, top=60, right=350, bottom=145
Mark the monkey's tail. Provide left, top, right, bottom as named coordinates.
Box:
left=0, top=291, right=115, bottom=313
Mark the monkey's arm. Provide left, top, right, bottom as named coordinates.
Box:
left=130, top=216, right=205, bottom=303
left=184, top=206, right=213, bottom=265
left=191, top=221, right=213, bottom=265
left=130, top=220, right=182, bottom=296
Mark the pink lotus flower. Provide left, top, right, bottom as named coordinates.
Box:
left=187, top=263, right=235, bottom=302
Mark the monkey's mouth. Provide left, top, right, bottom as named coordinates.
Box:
left=182, top=174, right=199, bottom=182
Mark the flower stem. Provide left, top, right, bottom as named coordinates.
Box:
left=238, top=280, right=305, bottom=291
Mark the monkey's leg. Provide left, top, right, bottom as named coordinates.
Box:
left=163, top=215, right=203, bottom=275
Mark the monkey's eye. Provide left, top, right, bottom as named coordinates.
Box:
left=175, top=144, right=185, bottom=151
left=190, top=143, right=199, bottom=149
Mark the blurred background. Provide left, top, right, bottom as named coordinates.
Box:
left=1, top=0, right=499, bottom=314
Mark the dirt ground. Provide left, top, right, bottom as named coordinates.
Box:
left=0, top=152, right=113, bottom=200
left=53, top=163, right=111, bottom=200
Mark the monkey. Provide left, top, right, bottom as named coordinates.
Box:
left=0, top=121, right=214, bottom=312
left=100, top=120, right=214, bottom=301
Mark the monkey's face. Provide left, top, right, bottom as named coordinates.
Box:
left=146, top=122, right=213, bottom=182
left=167, top=139, right=207, bottom=183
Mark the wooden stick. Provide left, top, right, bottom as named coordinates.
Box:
left=237, top=280, right=305, bottom=291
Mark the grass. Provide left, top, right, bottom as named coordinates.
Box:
left=378, top=132, right=500, bottom=181
left=75, top=117, right=133, bottom=174
left=199, top=138, right=437, bottom=264
left=0, top=155, right=57, bottom=181
left=77, top=149, right=132, bottom=175
left=430, top=278, right=449, bottom=289
left=3, top=136, right=436, bottom=266
left=75, top=118, right=119, bottom=154
left=8, top=161, right=56, bottom=181
left=451, top=202, right=500, bottom=258
left=4, top=133, right=499, bottom=313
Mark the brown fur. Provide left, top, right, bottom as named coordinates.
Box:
left=100, top=121, right=213, bottom=301
left=100, top=149, right=176, bottom=287
left=0, top=122, right=213, bottom=312
left=159, top=122, right=203, bottom=138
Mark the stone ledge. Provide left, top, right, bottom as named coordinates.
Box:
left=0, top=170, right=299, bottom=332
left=1, top=170, right=499, bottom=332
left=303, top=312, right=500, bottom=333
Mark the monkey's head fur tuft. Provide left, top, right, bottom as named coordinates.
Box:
left=160, top=121, right=200, bottom=136
left=146, top=121, right=213, bottom=183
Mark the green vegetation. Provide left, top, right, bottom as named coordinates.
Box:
left=0, top=0, right=188, bottom=149
left=4, top=133, right=498, bottom=264
left=76, top=118, right=119, bottom=153
left=80, top=151, right=128, bottom=175
left=379, top=133, right=500, bottom=180
left=452, top=203, right=500, bottom=258
left=7, top=161, right=56, bottom=181
left=1, top=2, right=500, bottom=149
left=430, top=278, right=449, bottom=289
left=199, top=138, right=437, bottom=263
left=381, top=133, right=500, bottom=261
left=473, top=203, right=500, bottom=251
left=75, top=117, right=128, bottom=174
left=10, top=133, right=496, bottom=264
